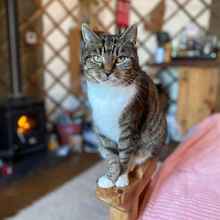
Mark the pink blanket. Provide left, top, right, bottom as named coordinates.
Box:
left=139, top=114, right=220, bottom=220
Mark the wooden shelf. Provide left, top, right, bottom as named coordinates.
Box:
left=147, top=59, right=220, bottom=68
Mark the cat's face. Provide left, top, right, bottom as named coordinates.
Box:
left=81, top=24, right=138, bottom=86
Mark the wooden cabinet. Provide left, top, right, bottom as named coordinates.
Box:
left=177, top=66, right=220, bottom=133
left=149, top=60, right=220, bottom=134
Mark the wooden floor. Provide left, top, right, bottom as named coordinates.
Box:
left=0, top=152, right=100, bottom=219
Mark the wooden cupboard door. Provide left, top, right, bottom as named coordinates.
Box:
left=177, top=67, right=220, bottom=133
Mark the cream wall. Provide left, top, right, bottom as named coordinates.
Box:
left=42, top=0, right=212, bottom=119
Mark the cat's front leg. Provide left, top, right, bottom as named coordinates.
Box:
left=115, top=143, right=133, bottom=188
left=116, top=128, right=137, bottom=188
left=96, top=132, right=121, bottom=188
left=98, top=153, right=120, bottom=188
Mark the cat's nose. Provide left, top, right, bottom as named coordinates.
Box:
left=105, top=71, right=112, bottom=77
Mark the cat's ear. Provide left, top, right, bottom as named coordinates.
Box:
left=81, top=23, right=100, bottom=45
left=120, top=25, right=137, bottom=44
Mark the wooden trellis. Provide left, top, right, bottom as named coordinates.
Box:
left=0, top=0, right=213, bottom=123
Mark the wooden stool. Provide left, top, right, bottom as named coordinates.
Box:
left=96, top=159, right=157, bottom=220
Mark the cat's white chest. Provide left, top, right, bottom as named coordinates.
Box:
left=87, top=81, right=136, bottom=142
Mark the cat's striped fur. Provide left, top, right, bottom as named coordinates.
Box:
left=81, top=24, right=167, bottom=188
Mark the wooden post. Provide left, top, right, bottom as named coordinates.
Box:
left=96, top=159, right=157, bottom=220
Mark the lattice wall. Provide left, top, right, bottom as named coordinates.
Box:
left=0, top=0, right=213, bottom=123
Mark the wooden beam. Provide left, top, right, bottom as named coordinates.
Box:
left=209, top=0, right=220, bottom=38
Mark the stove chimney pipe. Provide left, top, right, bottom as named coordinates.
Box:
left=5, top=0, right=23, bottom=97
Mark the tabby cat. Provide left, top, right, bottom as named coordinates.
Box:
left=81, top=24, right=167, bottom=188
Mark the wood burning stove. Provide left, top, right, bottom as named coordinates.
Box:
left=0, top=0, right=47, bottom=158
left=0, top=97, right=47, bottom=157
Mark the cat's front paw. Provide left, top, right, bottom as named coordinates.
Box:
left=97, top=175, right=114, bottom=188
left=115, top=173, right=129, bottom=188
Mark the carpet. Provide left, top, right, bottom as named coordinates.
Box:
left=6, top=162, right=108, bottom=220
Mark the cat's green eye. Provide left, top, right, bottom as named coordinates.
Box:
left=92, top=55, right=103, bottom=63
left=117, top=56, right=129, bottom=63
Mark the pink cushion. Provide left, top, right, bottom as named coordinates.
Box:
left=139, top=114, right=220, bottom=220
